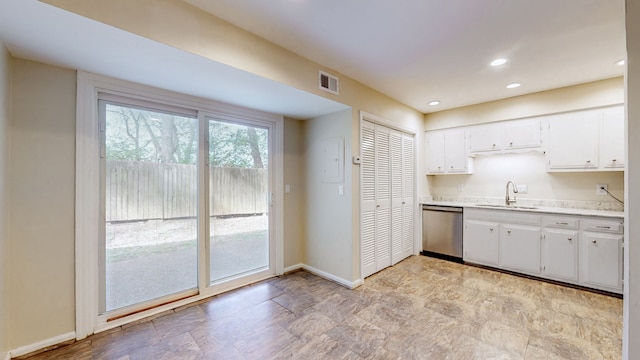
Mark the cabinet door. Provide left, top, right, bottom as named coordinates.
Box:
left=504, top=119, right=542, bottom=150
left=426, top=131, right=445, bottom=174
left=542, top=229, right=578, bottom=282
left=601, top=106, right=625, bottom=169
left=548, top=112, right=599, bottom=170
left=580, top=232, right=623, bottom=292
left=469, top=124, right=502, bottom=153
left=499, top=224, right=541, bottom=275
left=463, top=219, right=500, bottom=266
left=444, top=130, right=468, bottom=173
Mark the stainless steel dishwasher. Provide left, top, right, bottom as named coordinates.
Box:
left=421, top=205, right=463, bottom=262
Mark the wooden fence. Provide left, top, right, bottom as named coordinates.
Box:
left=105, top=161, right=268, bottom=222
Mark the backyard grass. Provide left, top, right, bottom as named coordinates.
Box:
left=106, top=230, right=268, bottom=263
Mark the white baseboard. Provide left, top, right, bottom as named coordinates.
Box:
left=4, top=351, right=10, bottom=360
left=284, top=263, right=362, bottom=289
left=283, top=263, right=304, bottom=274
left=300, top=264, right=362, bottom=289
left=9, top=331, right=76, bottom=358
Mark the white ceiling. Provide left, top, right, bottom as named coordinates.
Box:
left=0, top=0, right=349, bottom=119
left=0, top=1, right=627, bottom=117
left=185, top=0, right=627, bottom=113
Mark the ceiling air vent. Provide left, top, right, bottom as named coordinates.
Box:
left=319, top=70, right=339, bottom=95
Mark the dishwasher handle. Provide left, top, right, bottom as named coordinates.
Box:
left=422, top=205, right=463, bottom=213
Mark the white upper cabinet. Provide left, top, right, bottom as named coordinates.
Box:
left=503, top=119, right=542, bottom=150
left=469, top=123, right=502, bottom=153
left=469, top=119, right=542, bottom=155
left=600, top=106, right=625, bottom=169
left=426, top=131, right=445, bottom=173
left=547, top=110, right=600, bottom=170
left=547, top=105, right=624, bottom=172
left=426, top=130, right=473, bottom=175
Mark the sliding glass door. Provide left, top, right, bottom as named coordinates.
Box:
left=99, top=100, right=199, bottom=315
left=207, top=118, right=271, bottom=284
left=97, top=96, right=274, bottom=318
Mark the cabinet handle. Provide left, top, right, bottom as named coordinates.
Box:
left=592, top=239, right=597, bottom=244
left=612, top=159, right=617, bottom=162
left=376, top=205, right=380, bottom=208
left=586, top=160, right=591, bottom=164
left=507, top=230, right=512, bottom=234
left=568, top=237, right=573, bottom=241
left=596, top=225, right=611, bottom=229
left=489, top=228, right=494, bottom=232
left=402, top=201, right=406, bottom=204
left=509, top=142, right=513, bottom=146
left=492, top=144, right=496, bottom=147
left=556, top=222, right=569, bottom=225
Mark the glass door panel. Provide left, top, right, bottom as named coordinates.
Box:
left=208, top=119, right=270, bottom=283
left=100, top=101, right=198, bottom=314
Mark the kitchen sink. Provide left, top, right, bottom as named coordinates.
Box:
left=475, top=204, right=538, bottom=210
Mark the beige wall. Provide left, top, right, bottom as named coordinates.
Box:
left=304, top=109, right=353, bottom=282
left=8, top=59, right=76, bottom=349
left=425, top=79, right=625, bottom=206
left=425, top=77, right=624, bottom=131
left=625, top=1, right=639, bottom=358
left=283, top=118, right=306, bottom=268
left=0, top=38, right=11, bottom=359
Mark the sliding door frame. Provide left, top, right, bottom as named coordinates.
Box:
left=75, top=71, right=284, bottom=339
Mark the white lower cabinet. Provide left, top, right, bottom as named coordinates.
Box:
left=463, top=208, right=623, bottom=294
left=580, top=231, right=623, bottom=292
left=463, top=219, right=500, bottom=266
left=542, top=228, right=578, bottom=282
left=500, top=224, right=541, bottom=275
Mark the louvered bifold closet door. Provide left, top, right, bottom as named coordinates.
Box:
left=401, top=134, right=415, bottom=259
left=375, top=125, right=392, bottom=272
left=390, top=130, right=404, bottom=265
left=361, top=121, right=377, bottom=277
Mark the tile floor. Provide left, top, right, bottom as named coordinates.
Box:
left=21, top=255, right=622, bottom=359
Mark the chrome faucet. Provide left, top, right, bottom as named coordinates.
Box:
left=505, top=180, right=519, bottom=205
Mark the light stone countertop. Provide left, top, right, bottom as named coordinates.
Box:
left=420, top=199, right=624, bottom=219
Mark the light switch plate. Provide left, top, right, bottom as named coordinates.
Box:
left=516, top=184, right=528, bottom=194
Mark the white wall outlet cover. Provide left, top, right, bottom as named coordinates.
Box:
left=352, top=156, right=361, bottom=164
left=597, top=184, right=608, bottom=196
left=338, top=185, right=344, bottom=196
left=516, top=184, right=528, bottom=194
left=285, top=184, right=291, bottom=194
left=457, top=184, right=464, bottom=192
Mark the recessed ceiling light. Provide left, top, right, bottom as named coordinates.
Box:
left=506, top=83, right=521, bottom=89
left=428, top=100, right=441, bottom=106
left=615, top=59, right=625, bottom=66
left=490, top=58, right=508, bottom=67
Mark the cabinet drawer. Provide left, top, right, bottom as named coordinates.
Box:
left=581, top=218, right=623, bottom=234
left=542, top=216, right=579, bottom=229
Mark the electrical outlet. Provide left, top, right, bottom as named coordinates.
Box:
left=457, top=184, right=464, bottom=192
left=516, top=184, right=528, bottom=194
left=597, top=184, right=608, bottom=196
